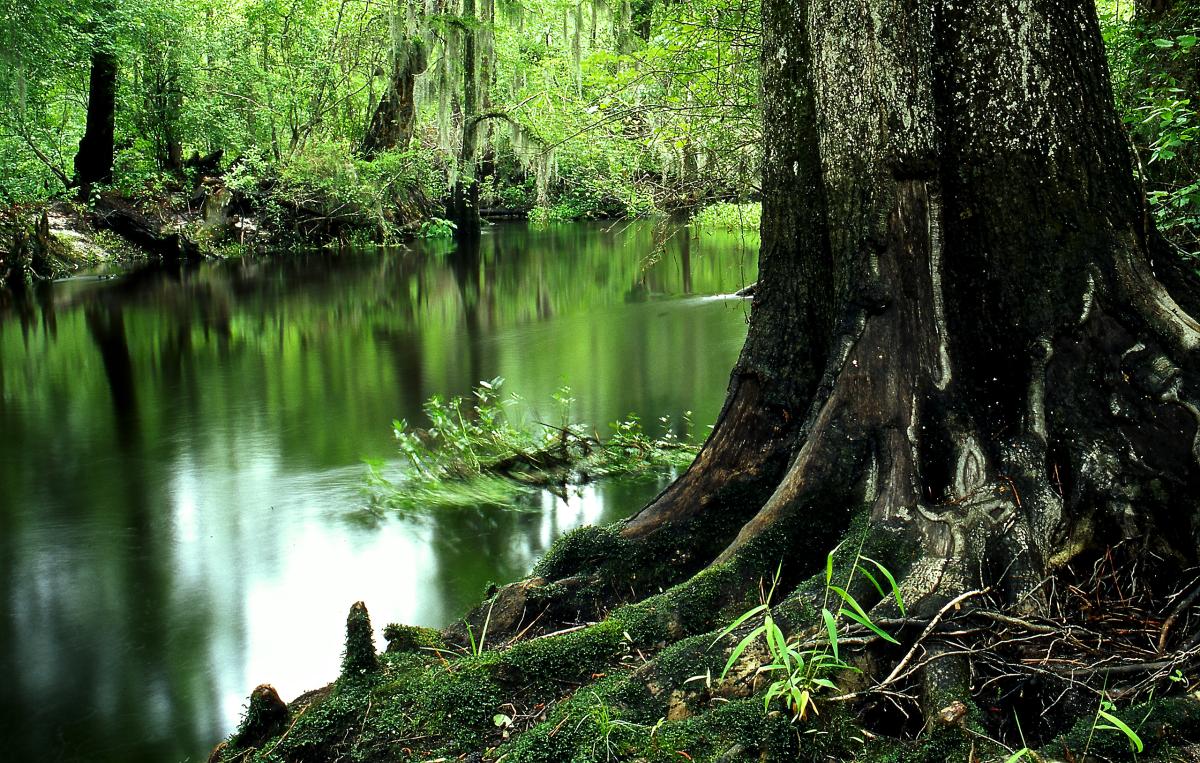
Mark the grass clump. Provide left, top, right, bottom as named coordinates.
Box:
left=367, top=378, right=699, bottom=511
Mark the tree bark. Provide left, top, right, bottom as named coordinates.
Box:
left=480, top=0, right=1200, bottom=704
left=75, top=9, right=118, bottom=197
left=448, top=0, right=494, bottom=239
left=360, top=3, right=429, bottom=159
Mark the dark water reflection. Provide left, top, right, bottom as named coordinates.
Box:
left=0, top=221, right=756, bottom=762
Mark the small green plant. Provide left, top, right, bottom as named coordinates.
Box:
left=1085, top=695, right=1145, bottom=757
left=417, top=217, right=457, bottom=238
left=463, top=600, right=494, bottom=657
left=580, top=691, right=647, bottom=761
left=367, top=379, right=699, bottom=511
left=713, top=542, right=904, bottom=721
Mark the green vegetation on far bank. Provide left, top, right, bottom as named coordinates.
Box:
left=3, top=0, right=1195, bottom=290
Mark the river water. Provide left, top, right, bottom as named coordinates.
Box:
left=0, top=221, right=756, bottom=762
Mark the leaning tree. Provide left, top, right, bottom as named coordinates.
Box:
left=214, top=0, right=1200, bottom=760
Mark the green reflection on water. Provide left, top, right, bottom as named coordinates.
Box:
left=0, top=220, right=756, bottom=762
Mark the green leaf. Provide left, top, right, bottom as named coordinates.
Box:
left=721, top=625, right=765, bottom=679
left=860, top=556, right=906, bottom=615
left=711, top=604, right=767, bottom=648
left=1096, top=710, right=1144, bottom=753
left=1153, top=37, right=1176, bottom=48
left=1003, top=749, right=1032, bottom=763
left=831, top=584, right=899, bottom=644
left=843, top=609, right=900, bottom=644
left=859, top=566, right=885, bottom=598
left=821, top=608, right=840, bottom=661
left=765, top=617, right=787, bottom=664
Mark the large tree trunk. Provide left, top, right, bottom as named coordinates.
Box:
left=603, top=0, right=1200, bottom=603
left=475, top=0, right=1200, bottom=727
left=75, top=12, right=118, bottom=198
left=212, top=1, right=1200, bottom=760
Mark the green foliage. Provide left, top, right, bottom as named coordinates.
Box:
left=261, top=142, right=435, bottom=244
left=369, top=378, right=698, bottom=510
left=382, top=623, right=446, bottom=653
left=1100, top=1, right=1200, bottom=257
left=690, top=202, right=761, bottom=233
left=0, top=0, right=760, bottom=225
left=417, top=216, right=457, bottom=238
left=714, top=545, right=904, bottom=722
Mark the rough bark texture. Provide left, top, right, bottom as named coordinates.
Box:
left=212, top=1, right=1200, bottom=761
left=476, top=0, right=1200, bottom=678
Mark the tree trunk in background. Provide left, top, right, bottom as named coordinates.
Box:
left=449, top=0, right=483, bottom=239
left=360, top=48, right=428, bottom=157
left=1136, top=0, right=1175, bottom=21
left=152, top=44, right=184, bottom=173
left=360, top=1, right=429, bottom=159
left=75, top=35, right=118, bottom=197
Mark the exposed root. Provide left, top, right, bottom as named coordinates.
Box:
left=622, top=376, right=799, bottom=541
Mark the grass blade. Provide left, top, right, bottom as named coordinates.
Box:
left=821, top=608, right=840, bottom=661
left=721, top=625, right=765, bottom=679
left=860, top=557, right=905, bottom=615
left=1096, top=710, right=1144, bottom=753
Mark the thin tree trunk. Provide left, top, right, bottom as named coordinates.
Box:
left=449, top=0, right=483, bottom=238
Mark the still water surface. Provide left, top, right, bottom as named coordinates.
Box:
left=0, top=221, right=756, bottom=762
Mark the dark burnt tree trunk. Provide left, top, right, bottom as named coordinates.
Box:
left=75, top=5, right=118, bottom=198
left=480, top=0, right=1200, bottom=722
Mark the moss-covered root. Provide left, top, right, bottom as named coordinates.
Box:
left=383, top=622, right=445, bottom=653
left=1042, top=696, right=1200, bottom=762
left=233, top=684, right=289, bottom=750
left=342, top=601, right=379, bottom=677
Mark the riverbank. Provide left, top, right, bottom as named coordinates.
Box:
left=0, top=221, right=756, bottom=763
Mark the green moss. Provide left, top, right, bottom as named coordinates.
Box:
left=231, top=684, right=290, bottom=751
left=1045, top=696, right=1200, bottom=760
left=500, top=620, right=628, bottom=685
left=342, top=601, right=379, bottom=677
left=383, top=623, right=446, bottom=653
left=627, top=697, right=796, bottom=762
left=533, top=524, right=630, bottom=580
left=409, top=655, right=507, bottom=748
